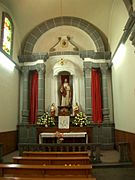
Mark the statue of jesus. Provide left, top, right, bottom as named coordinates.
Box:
left=60, top=78, right=71, bottom=106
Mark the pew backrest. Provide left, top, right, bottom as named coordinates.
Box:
left=13, top=156, right=90, bottom=165
left=22, top=151, right=89, bottom=157
left=0, top=177, right=96, bottom=180
left=0, top=164, right=92, bottom=178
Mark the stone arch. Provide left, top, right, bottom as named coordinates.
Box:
left=22, top=16, right=106, bottom=55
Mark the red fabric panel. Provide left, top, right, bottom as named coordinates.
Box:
left=91, top=68, right=102, bottom=125
left=29, top=71, right=38, bottom=124
left=61, top=75, right=69, bottom=84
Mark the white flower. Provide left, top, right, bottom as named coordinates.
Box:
left=72, top=111, right=88, bottom=127
left=37, top=111, right=55, bottom=127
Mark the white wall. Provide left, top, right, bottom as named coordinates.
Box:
left=110, top=0, right=135, bottom=133
left=0, top=65, right=19, bottom=132
left=0, top=3, right=20, bottom=132
left=108, top=0, right=128, bottom=54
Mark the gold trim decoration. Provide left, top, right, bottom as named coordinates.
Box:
left=61, top=39, right=68, bottom=48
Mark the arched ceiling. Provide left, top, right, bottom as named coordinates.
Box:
left=0, top=0, right=114, bottom=44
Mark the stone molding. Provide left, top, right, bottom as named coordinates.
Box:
left=18, top=50, right=111, bottom=62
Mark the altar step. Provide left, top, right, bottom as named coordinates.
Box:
left=3, top=150, right=132, bottom=167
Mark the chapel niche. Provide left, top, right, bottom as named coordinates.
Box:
left=57, top=71, right=73, bottom=116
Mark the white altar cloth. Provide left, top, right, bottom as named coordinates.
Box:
left=39, top=132, right=88, bottom=144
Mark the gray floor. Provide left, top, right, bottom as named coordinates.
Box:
left=2, top=150, right=19, bottom=163
left=2, top=150, right=135, bottom=180
left=100, top=150, right=120, bottom=163
left=93, top=167, right=135, bottom=180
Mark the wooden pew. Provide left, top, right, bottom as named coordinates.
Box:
left=22, top=151, right=89, bottom=157
left=0, top=177, right=96, bottom=180
left=13, top=156, right=90, bottom=165
left=0, top=164, right=92, bottom=178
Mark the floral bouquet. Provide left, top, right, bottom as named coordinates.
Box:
left=72, top=111, right=88, bottom=127
left=55, top=131, right=64, bottom=143
left=37, top=112, right=55, bottom=127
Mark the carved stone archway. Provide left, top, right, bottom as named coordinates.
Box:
left=21, top=16, right=106, bottom=55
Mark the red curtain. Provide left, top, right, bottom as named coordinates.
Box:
left=61, top=75, right=69, bottom=84
left=29, top=70, right=38, bottom=124
left=91, top=68, right=102, bottom=125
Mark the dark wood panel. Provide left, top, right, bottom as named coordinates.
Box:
left=0, top=164, right=92, bottom=178
left=22, top=151, right=89, bottom=157
left=13, top=156, right=90, bottom=165
left=115, top=129, right=135, bottom=165
left=0, top=131, right=17, bottom=155
left=0, top=177, right=96, bottom=180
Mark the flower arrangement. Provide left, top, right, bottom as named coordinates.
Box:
left=37, top=112, right=55, bottom=127
left=72, top=112, right=88, bottom=127
left=55, top=131, right=64, bottom=143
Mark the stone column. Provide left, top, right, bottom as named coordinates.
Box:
left=72, top=75, right=79, bottom=108
left=100, top=63, right=110, bottom=123
left=83, top=61, right=92, bottom=119
left=37, top=64, right=45, bottom=116
left=21, top=66, right=29, bottom=124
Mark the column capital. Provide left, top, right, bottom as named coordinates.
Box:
left=83, top=62, right=93, bottom=73
left=36, top=63, right=46, bottom=73
left=21, top=66, right=29, bottom=74
left=100, top=64, right=109, bottom=74
left=21, top=63, right=46, bottom=73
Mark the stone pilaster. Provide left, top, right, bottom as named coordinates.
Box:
left=83, top=62, right=92, bottom=118
left=21, top=66, right=29, bottom=124
left=100, top=64, right=110, bottom=123
left=37, top=64, right=45, bottom=115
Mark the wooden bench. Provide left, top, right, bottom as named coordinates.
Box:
left=0, top=177, right=96, bottom=180
left=0, top=164, right=92, bottom=178
left=13, top=156, right=90, bottom=165
left=22, top=151, right=90, bottom=157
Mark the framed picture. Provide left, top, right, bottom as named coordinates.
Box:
left=58, top=116, right=70, bottom=129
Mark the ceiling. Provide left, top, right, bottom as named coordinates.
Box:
left=0, top=0, right=115, bottom=45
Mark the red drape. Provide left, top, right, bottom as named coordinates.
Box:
left=29, top=70, right=38, bottom=124
left=61, top=75, right=69, bottom=84
left=91, top=68, right=102, bottom=125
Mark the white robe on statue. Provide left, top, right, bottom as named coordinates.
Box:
left=60, top=81, right=71, bottom=106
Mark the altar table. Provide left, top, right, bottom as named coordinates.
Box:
left=39, top=132, right=88, bottom=144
